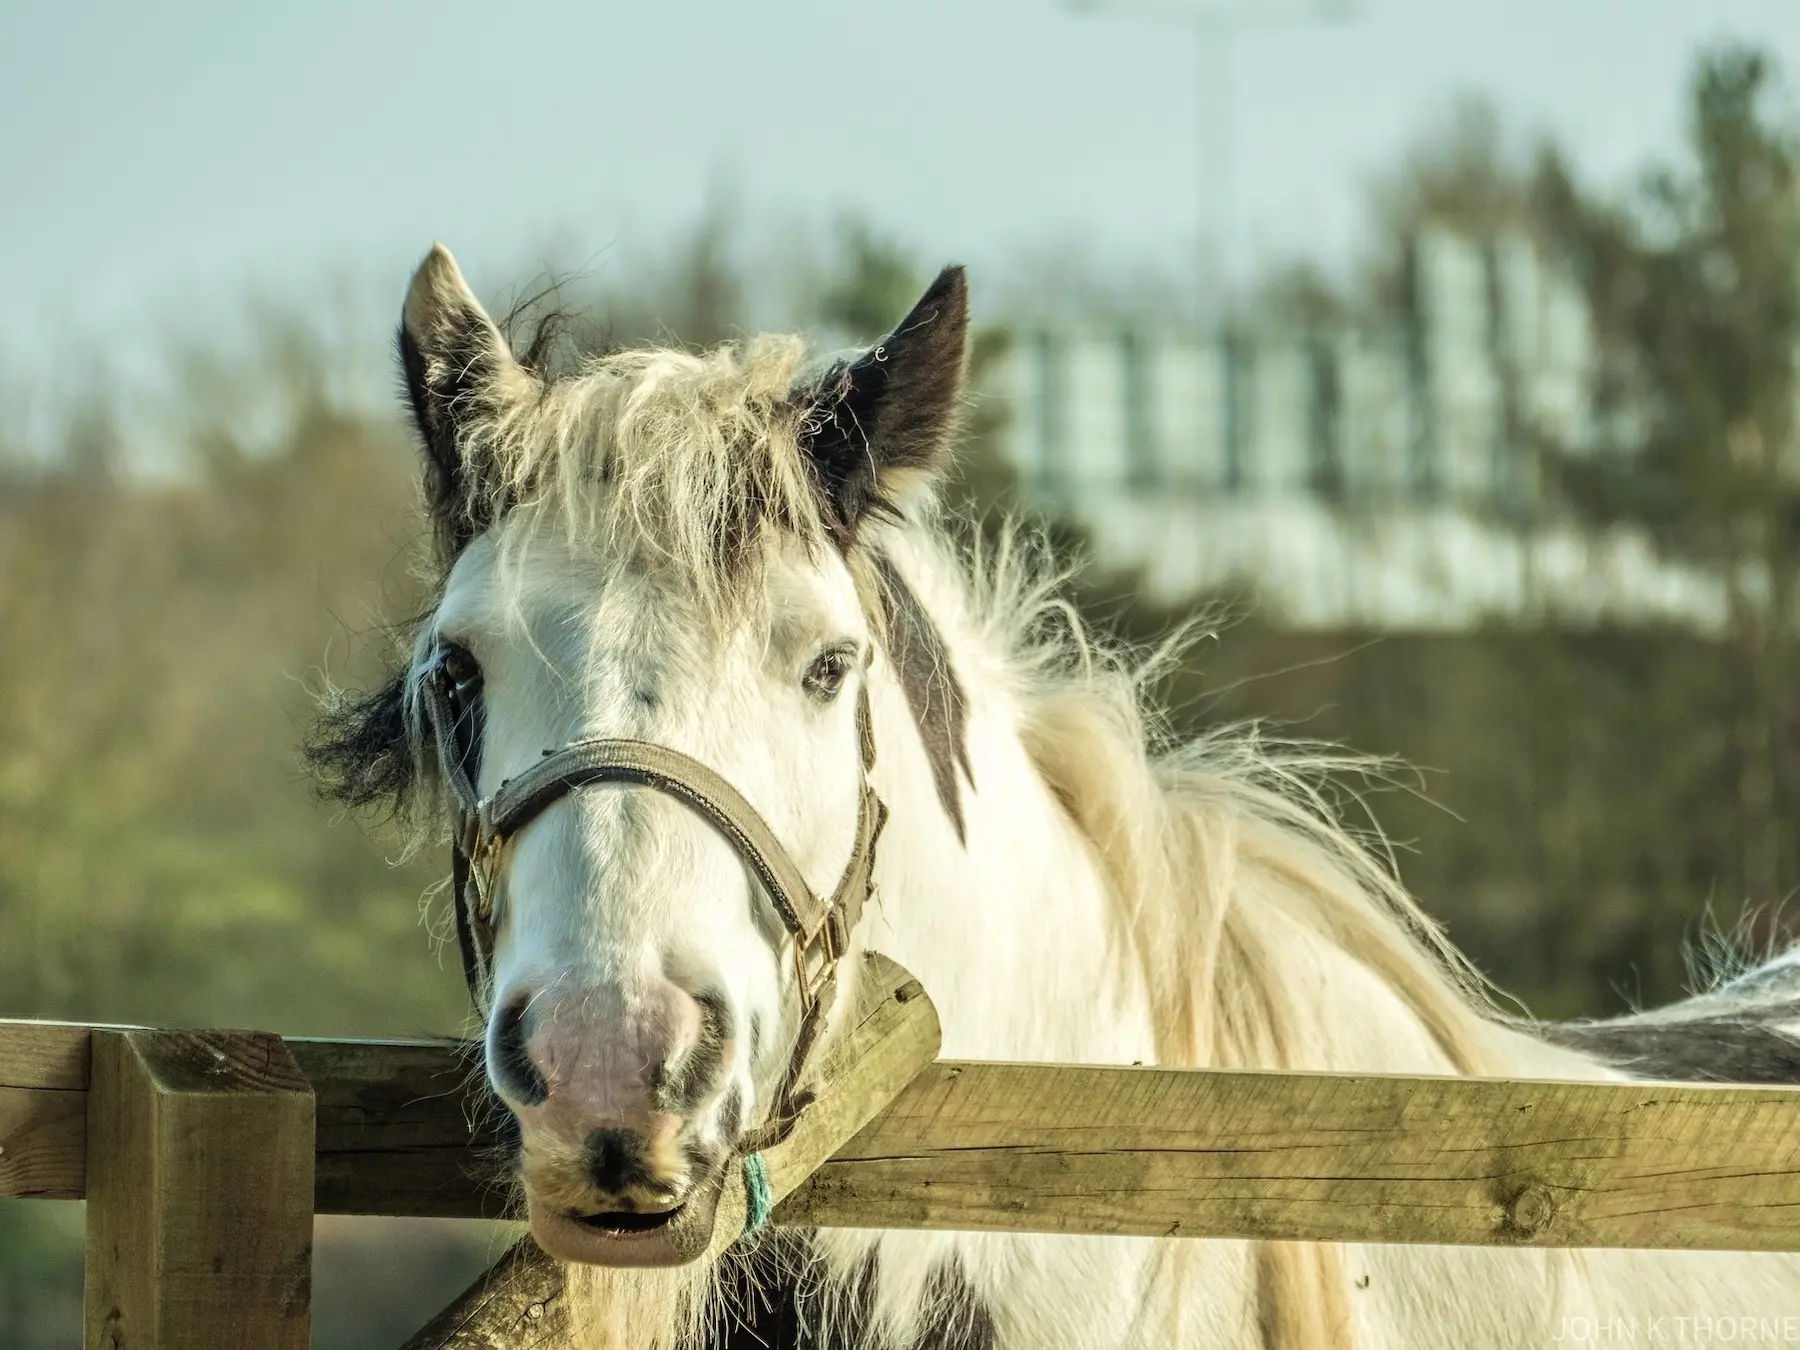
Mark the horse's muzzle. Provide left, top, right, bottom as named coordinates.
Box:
left=494, top=974, right=738, bottom=1265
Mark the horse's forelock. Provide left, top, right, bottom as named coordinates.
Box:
left=459, top=332, right=864, bottom=628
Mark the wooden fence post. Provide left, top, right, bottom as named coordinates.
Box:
left=84, top=1028, right=315, bottom=1350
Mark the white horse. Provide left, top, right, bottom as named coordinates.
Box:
left=311, top=245, right=1800, bottom=1349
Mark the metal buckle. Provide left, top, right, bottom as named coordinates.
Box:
left=794, top=910, right=842, bottom=1017
left=467, top=833, right=502, bottom=927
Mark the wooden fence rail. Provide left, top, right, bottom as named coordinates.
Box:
left=13, top=1021, right=1800, bottom=1252
left=1, top=1020, right=515, bottom=1217
left=10, top=1022, right=1800, bottom=1260
left=9, top=1001, right=1800, bottom=1345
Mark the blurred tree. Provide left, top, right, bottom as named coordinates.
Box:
left=814, top=217, right=928, bottom=341
left=1358, top=96, right=1544, bottom=323
left=0, top=338, right=464, bottom=1036
left=1539, top=44, right=1800, bottom=918
left=1372, top=97, right=1538, bottom=238
left=660, top=190, right=748, bottom=348
left=1257, top=259, right=1353, bottom=330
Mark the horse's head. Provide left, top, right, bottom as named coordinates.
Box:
left=324, top=246, right=967, bottom=1265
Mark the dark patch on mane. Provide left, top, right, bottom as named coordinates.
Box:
left=305, top=667, right=417, bottom=812
left=1542, top=1013, right=1800, bottom=1084
left=873, top=553, right=972, bottom=841
left=702, top=1233, right=995, bottom=1349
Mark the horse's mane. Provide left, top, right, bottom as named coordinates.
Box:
left=940, top=528, right=1523, bottom=1349
left=952, top=526, right=1512, bottom=1081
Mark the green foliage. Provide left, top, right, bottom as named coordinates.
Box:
left=1544, top=45, right=1800, bottom=554
left=1536, top=45, right=1800, bottom=913
left=0, top=1200, right=81, bottom=1346
left=0, top=365, right=466, bottom=1036
left=815, top=218, right=930, bottom=341
left=1113, top=612, right=1767, bottom=1019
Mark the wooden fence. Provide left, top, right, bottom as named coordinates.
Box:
left=8, top=956, right=1800, bottom=1346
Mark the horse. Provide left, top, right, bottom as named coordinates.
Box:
left=309, top=245, right=1800, bottom=1348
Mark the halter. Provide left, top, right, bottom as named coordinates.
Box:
left=420, top=666, right=888, bottom=1149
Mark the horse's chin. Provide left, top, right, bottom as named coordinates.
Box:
left=527, top=1167, right=728, bottom=1267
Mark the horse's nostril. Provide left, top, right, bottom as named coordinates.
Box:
left=491, top=994, right=549, bottom=1106
left=654, top=988, right=732, bottom=1113
left=584, top=1127, right=659, bottom=1196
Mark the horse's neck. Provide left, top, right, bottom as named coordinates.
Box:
left=861, top=557, right=1158, bottom=1066
left=865, top=681, right=1160, bottom=1063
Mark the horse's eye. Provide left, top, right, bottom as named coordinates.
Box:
left=440, top=643, right=482, bottom=691
left=802, top=646, right=854, bottom=702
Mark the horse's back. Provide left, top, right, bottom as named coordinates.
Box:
left=1541, top=948, right=1800, bottom=1084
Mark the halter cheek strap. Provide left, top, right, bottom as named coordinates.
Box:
left=422, top=670, right=887, bottom=1146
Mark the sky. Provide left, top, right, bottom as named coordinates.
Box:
left=4, top=0, right=1800, bottom=368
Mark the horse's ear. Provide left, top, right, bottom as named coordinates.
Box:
left=797, top=265, right=969, bottom=544
left=398, top=244, right=537, bottom=558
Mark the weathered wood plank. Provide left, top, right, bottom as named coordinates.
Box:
left=396, top=1238, right=568, bottom=1350
left=398, top=952, right=943, bottom=1349
left=0, top=1084, right=85, bottom=1200
left=760, top=953, right=945, bottom=1202
left=0, top=1018, right=89, bottom=1090
left=0, top=1020, right=89, bottom=1200
left=288, top=1037, right=515, bottom=1220
left=0, top=1021, right=512, bottom=1215
left=11, top=1016, right=1800, bottom=1252
left=778, top=1060, right=1800, bottom=1251
left=84, top=1028, right=316, bottom=1350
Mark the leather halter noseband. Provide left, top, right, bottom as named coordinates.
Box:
left=421, top=666, right=887, bottom=1144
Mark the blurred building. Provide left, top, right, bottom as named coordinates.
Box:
left=988, top=225, right=1722, bottom=630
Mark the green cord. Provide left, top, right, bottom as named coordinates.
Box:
left=741, top=1152, right=773, bottom=1237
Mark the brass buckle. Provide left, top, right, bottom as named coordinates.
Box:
left=467, top=833, right=503, bottom=927
left=794, top=909, right=845, bottom=1016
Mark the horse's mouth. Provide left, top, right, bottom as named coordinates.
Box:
left=572, top=1204, right=685, bottom=1236
left=528, top=1168, right=728, bottom=1267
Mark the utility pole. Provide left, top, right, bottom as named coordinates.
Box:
left=1068, top=0, right=1363, bottom=317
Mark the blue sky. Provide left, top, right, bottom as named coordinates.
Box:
left=3, top=0, right=1799, bottom=360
